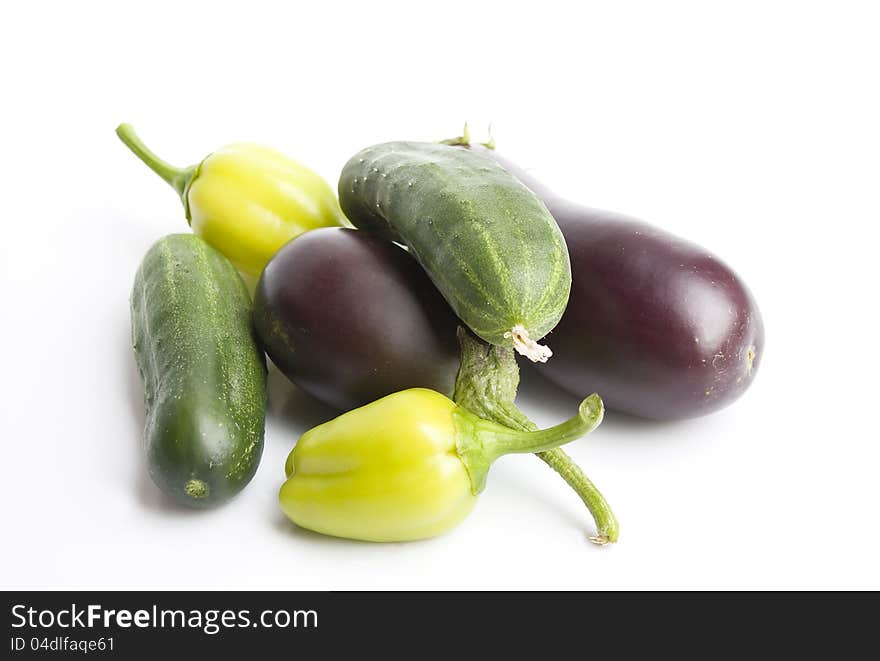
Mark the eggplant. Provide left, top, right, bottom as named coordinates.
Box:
left=256, top=149, right=763, bottom=422
left=254, top=227, right=460, bottom=410
left=470, top=145, right=764, bottom=420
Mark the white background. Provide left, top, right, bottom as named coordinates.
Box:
left=2, top=1, right=878, bottom=590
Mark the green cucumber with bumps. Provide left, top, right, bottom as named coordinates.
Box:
left=131, top=234, right=267, bottom=507
left=338, top=141, right=571, bottom=362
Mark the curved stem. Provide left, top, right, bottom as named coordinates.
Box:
left=536, top=449, right=619, bottom=544
left=454, top=398, right=602, bottom=495
left=452, top=327, right=619, bottom=544
left=471, top=394, right=602, bottom=459
left=115, top=123, right=195, bottom=201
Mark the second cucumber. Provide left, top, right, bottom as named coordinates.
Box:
left=132, top=234, right=267, bottom=507
left=338, top=142, right=571, bottom=362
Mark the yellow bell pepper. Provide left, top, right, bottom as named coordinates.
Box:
left=115, top=124, right=345, bottom=276
left=279, top=388, right=604, bottom=542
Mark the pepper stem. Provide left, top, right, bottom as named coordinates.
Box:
left=115, top=123, right=196, bottom=211
left=486, top=395, right=602, bottom=457
left=452, top=328, right=619, bottom=544
left=454, top=394, right=602, bottom=494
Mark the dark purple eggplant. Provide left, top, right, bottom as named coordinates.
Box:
left=253, top=227, right=460, bottom=410
left=469, top=145, right=764, bottom=420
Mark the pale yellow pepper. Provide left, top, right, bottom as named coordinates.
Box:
left=116, top=124, right=345, bottom=276
left=280, top=388, right=604, bottom=542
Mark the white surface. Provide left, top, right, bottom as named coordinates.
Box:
left=2, top=1, right=879, bottom=590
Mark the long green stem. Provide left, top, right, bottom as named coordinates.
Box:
left=535, top=450, right=618, bottom=545
left=452, top=328, right=619, bottom=544
left=115, top=123, right=195, bottom=203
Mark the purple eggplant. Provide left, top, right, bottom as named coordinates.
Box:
left=253, top=227, right=460, bottom=410
left=470, top=145, right=764, bottom=420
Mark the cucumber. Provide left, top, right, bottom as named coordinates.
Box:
left=338, top=142, right=571, bottom=362
left=131, top=234, right=267, bottom=507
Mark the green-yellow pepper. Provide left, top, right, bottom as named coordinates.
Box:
left=279, top=388, right=604, bottom=542
left=115, top=123, right=345, bottom=276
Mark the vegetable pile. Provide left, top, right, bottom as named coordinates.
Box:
left=120, top=123, right=764, bottom=544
